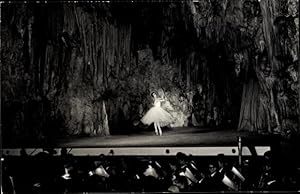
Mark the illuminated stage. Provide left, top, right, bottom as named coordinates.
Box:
left=2, top=127, right=278, bottom=157
left=55, top=127, right=278, bottom=148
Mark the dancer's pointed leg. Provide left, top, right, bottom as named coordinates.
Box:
left=157, top=123, right=162, bottom=136
left=154, top=122, right=158, bottom=135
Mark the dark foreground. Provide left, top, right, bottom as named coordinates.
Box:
left=2, top=154, right=300, bottom=193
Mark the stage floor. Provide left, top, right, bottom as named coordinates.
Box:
left=55, top=127, right=277, bottom=148
left=3, top=127, right=279, bottom=149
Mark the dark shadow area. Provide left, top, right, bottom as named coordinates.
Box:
left=2, top=149, right=300, bottom=193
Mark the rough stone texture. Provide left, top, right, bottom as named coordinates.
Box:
left=1, top=1, right=299, bottom=144
left=189, top=0, right=299, bottom=136
left=237, top=0, right=299, bottom=136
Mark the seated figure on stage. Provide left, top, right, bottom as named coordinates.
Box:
left=141, top=92, right=173, bottom=136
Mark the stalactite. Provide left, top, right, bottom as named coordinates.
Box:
left=2, top=2, right=298, bottom=143
left=238, top=0, right=299, bottom=135
left=259, top=0, right=280, bottom=70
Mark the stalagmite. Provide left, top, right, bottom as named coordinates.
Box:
left=1, top=1, right=298, bottom=143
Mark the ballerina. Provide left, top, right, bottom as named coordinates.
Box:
left=141, top=92, right=173, bottom=136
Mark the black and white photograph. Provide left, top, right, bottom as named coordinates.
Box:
left=1, top=0, right=299, bottom=193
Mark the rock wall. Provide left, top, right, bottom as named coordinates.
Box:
left=1, top=1, right=299, bottom=144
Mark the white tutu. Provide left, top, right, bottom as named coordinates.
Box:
left=141, top=106, right=173, bottom=127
